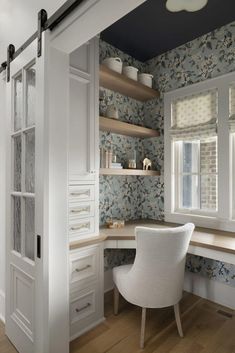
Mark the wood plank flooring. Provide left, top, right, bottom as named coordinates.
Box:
left=70, top=291, right=235, bottom=353
left=0, top=321, right=18, bottom=353
left=1, top=292, right=235, bottom=353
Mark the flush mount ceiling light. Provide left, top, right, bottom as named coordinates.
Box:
left=166, top=0, right=208, bottom=12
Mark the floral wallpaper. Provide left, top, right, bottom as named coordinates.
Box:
left=99, top=19, right=235, bottom=288
left=99, top=40, right=163, bottom=225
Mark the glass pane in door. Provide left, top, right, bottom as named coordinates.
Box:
left=25, top=130, right=35, bottom=193
left=14, top=74, right=22, bottom=131
left=13, top=135, right=21, bottom=191
left=26, top=65, right=36, bottom=127
left=13, top=196, right=21, bottom=253
left=25, top=197, right=35, bottom=260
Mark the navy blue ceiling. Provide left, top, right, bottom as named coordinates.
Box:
left=101, top=0, right=235, bottom=62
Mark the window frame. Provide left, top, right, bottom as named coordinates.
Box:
left=164, top=72, right=235, bottom=232
left=232, top=134, right=235, bottom=220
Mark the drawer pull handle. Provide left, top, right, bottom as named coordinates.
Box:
left=75, top=303, right=91, bottom=313
left=71, top=207, right=90, bottom=214
left=75, top=264, right=91, bottom=273
left=70, top=223, right=90, bottom=231
left=70, top=191, right=89, bottom=197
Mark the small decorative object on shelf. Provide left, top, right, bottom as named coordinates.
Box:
left=106, top=104, right=119, bottom=119
left=127, top=150, right=137, bottom=169
left=143, top=158, right=152, bottom=170
left=123, top=65, right=138, bottom=81
left=107, top=150, right=113, bottom=168
left=103, top=57, right=123, bottom=73
left=110, top=162, right=123, bottom=169
left=106, top=219, right=125, bottom=229
left=100, top=148, right=106, bottom=168
left=138, top=73, right=154, bottom=88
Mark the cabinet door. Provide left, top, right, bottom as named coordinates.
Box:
left=69, top=39, right=99, bottom=182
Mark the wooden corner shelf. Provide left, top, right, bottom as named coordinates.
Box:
left=99, top=116, right=159, bottom=138
left=99, top=65, right=159, bottom=102
left=100, top=168, right=160, bottom=176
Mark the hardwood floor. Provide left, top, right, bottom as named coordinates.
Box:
left=0, top=321, right=17, bottom=353
left=70, top=291, right=235, bottom=353
left=1, top=292, right=235, bottom=353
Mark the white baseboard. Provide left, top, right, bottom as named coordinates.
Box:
left=104, top=269, right=235, bottom=310
left=70, top=317, right=105, bottom=341
left=0, top=290, right=5, bottom=323
left=184, top=272, right=235, bottom=309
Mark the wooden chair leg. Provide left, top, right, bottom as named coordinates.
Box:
left=174, top=302, right=184, bottom=338
left=114, top=285, right=119, bottom=315
left=140, top=307, right=146, bottom=349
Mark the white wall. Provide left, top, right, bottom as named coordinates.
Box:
left=0, top=0, right=65, bottom=63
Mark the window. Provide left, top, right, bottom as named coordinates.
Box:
left=164, top=73, right=235, bottom=231
left=175, top=138, right=217, bottom=214
left=172, top=89, right=218, bottom=216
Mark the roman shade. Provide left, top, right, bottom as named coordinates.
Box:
left=229, top=84, right=235, bottom=133
left=170, top=89, right=218, bottom=140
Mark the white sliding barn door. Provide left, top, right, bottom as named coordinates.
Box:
left=5, top=40, right=45, bottom=353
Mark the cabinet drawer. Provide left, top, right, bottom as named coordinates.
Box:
left=70, top=289, right=95, bottom=324
left=69, top=201, right=94, bottom=220
left=69, top=185, right=95, bottom=202
left=70, top=246, right=99, bottom=287
left=69, top=282, right=104, bottom=340
left=69, top=218, right=95, bottom=239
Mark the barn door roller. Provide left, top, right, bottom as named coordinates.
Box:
left=37, top=9, right=48, bottom=57
left=7, top=44, right=15, bottom=82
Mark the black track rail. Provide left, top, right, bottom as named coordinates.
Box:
left=0, top=0, right=84, bottom=74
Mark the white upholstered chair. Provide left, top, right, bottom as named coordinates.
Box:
left=113, top=223, right=195, bottom=349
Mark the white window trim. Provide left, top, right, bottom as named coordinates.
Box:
left=164, top=71, right=235, bottom=232
left=232, top=134, right=235, bottom=220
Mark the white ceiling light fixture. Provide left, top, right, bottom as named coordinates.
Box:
left=166, top=0, right=208, bottom=12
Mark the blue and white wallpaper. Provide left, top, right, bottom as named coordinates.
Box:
left=99, top=20, right=235, bottom=288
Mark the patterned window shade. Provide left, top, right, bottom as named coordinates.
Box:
left=170, top=89, right=218, bottom=140
left=229, top=84, right=235, bottom=133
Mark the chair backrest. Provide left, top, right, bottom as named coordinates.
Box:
left=129, top=223, right=194, bottom=308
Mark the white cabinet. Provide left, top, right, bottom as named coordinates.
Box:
left=69, top=39, right=99, bottom=183
left=68, top=38, right=103, bottom=341
left=68, top=38, right=99, bottom=241
left=69, top=244, right=104, bottom=340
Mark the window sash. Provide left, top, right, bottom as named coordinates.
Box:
left=174, top=140, right=218, bottom=214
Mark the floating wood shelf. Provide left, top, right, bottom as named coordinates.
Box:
left=99, top=116, right=159, bottom=138
left=99, top=65, right=159, bottom=102
left=100, top=168, right=160, bottom=176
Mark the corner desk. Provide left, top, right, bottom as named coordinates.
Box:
left=70, top=219, right=235, bottom=265
left=101, top=220, right=235, bottom=265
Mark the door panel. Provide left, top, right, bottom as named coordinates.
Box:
left=10, top=264, right=34, bottom=339
left=5, top=41, right=41, bottom=353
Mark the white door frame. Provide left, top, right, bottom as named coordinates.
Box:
left=49, top=0, right=146, bottom=53
left=43, top=1, right=146, bottom=352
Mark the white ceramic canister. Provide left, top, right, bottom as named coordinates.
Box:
left=138, top=73, right=154, bottom=88
left=103, top=57, right=123, bottom=73
left=122, top=66, right=139, bottom=81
